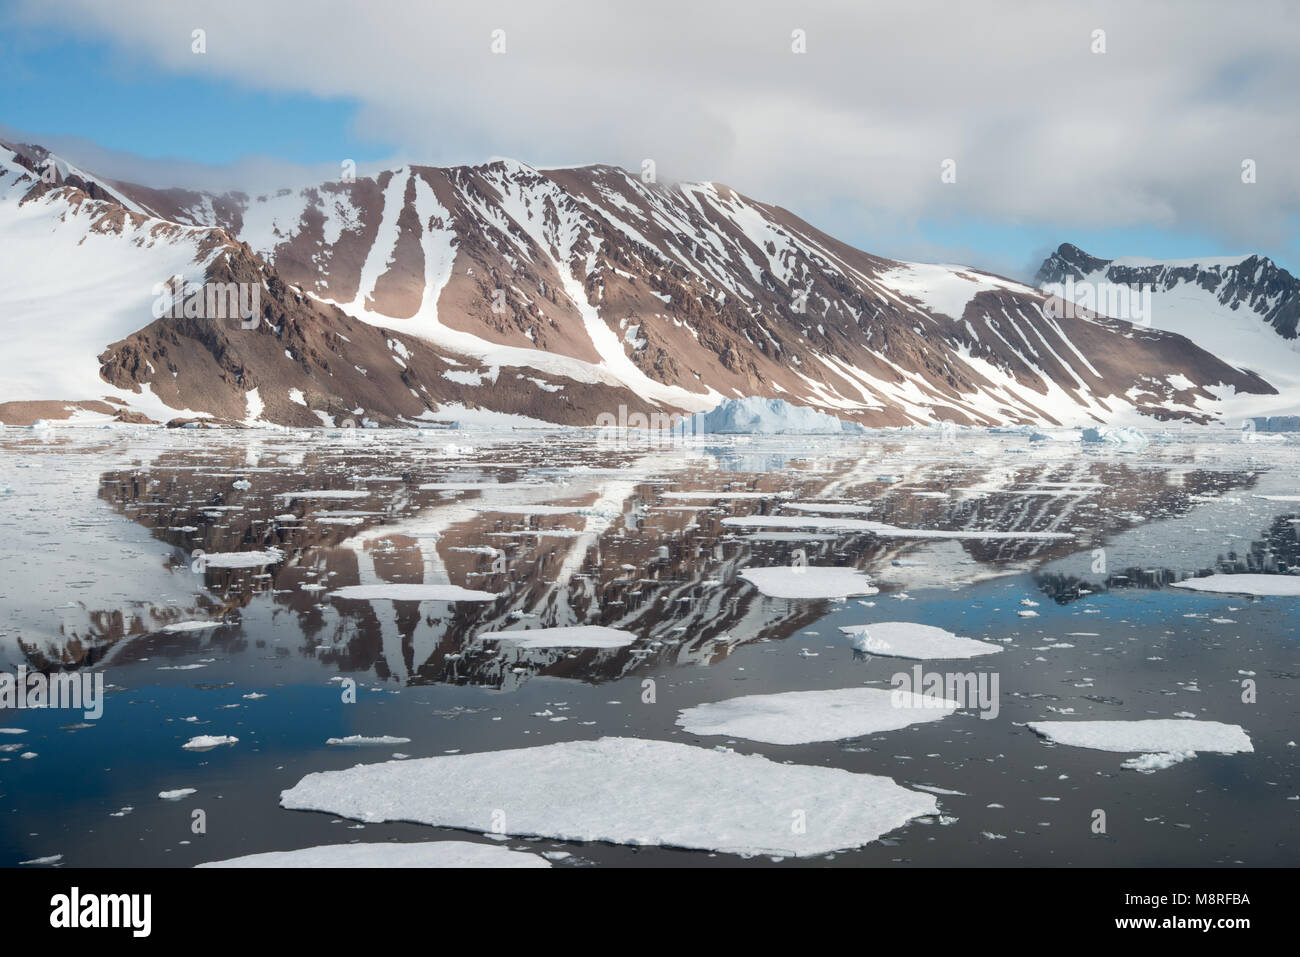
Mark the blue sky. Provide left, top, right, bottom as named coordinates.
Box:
left=2, top=1, right=1297, bottom=282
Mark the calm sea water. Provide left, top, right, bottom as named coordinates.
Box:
left=1, top=426, right=1296, bottom=866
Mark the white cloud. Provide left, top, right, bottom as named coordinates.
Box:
left=13, top=0, right=1300, bottom=267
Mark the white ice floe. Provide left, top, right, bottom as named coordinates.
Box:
left=197, top=841, right=550, bottom=868
left=1027, top=720, right=1252, bottom=756
left=326, top=735, right=413, bottom=746
left=158, top=788, right=197, bottom=800
left=1171, top=574, right=1300, bottom=597
left=273, top=490, right=371, bottom=500
left=661, top=490, right=790, bottom=500
left=181, top=735, right=238, bottom=750
left=838, top=622, right=1002, bottom=659
left=739, top=566, right=877, bottom=599
left=160, top=620, right=224, bottom=633
left=481, top=625, right=636, bottom=648
left=677, top=687, right=957, bottom=744
left=721, top=515, right=1072, bottom=540
left=201, top=548, right=285, bottom=569
left=280, top=737, right=938, bottom=857
left=329, top=584, right=499, bottom=602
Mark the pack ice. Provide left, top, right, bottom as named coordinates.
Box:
left=280, top=737, right=938, bottom=857
left=479, top=625, right=637, bottom=648
left=677, top=687, right=958, bottom=745
left=838, top=622, right=1003, bottom=659
left=739, top=566, right=878, bottom=599
left=197, top=841, right=550, bottom=868
left=1171, top=574, right=1300, bottom=597
left=1027, top=720, right=1253, bottom=757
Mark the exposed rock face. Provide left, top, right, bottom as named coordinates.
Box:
left=1038, top=242, right=1300, bottom=344
left=0, top=138, right=1279, bottom=427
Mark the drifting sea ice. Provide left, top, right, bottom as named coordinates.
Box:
left=676, top=687, right=958, bottom=745
left=201, top=548, right=285, bottom=569
left=739, top=566, right=878, bottom=599
left=328, top=583, right=499, bottom=602
left=480, top=625, right=637, bottom=648
left=838, top=622, right=1003, bottom=659
left=181, top=735, right=238, bottom=750
left=197, top=841, right=550, bottom=868
left=280, top=737, right=938, bottom=857
left=1171, top=574, right=1300, bottom=597
left=326, top=735, right=413, bottom=746
left=1027, top=719, right=1252, bottom=765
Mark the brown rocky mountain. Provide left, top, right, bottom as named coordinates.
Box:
left=0, top=138, right=1276, bottom=428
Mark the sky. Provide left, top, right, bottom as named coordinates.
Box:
left=2, top=0, right=1298, bottom=281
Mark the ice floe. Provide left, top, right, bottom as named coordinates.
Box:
left=1171, top=574, right=1300, bottom=597
left=677, top=687, right=957, bottom=744
left=739, top=566, right=877, bottom=599
left=329, top=584, right=499, bottom=602
left=1027, top=720, right=1252, bottom=759
left=202, top=548, right=285, bottom=569
left=326, top=735, right=412, bottom=746
left=198, top=841, right=550, bottom=868
left=838, top=622, right=1003, bottom=659
left=480, top=625, right=637, bottom=648
left=280, top=737, right=937, bottom=857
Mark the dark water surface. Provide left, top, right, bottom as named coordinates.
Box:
left=1, top=426, right=1296, bottom=866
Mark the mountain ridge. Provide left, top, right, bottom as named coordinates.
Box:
left=0, top=138, right=1279, bottom=428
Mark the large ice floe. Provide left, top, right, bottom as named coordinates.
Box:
left=1171, top=574, right=1300, bottom=597
left=197, top=841, right=550, bottom=868
left=328, top=583, right=499, bottom=602
left=1027, top=719, right=1253, bottom=772
left=677, top=688, right=958, bottom=744
left=478, top=625, right=637, bottom=648
left=838, top=622, right=1003, bottom=659
left=280, top=737, right=938, bottom=857
left=686, top=397, right=865, bottom=435
left=739, top=565, right=878, bottom=598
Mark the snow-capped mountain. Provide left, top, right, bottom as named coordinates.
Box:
left=0, top=138, right=1278, bottom=428
left=1036, top=243, right=1300, bottom=417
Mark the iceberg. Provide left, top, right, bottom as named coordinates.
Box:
left=686, top=397, right=865, bottom=435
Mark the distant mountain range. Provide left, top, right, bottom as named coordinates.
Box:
left=0, top=137, right=1289, bottom=428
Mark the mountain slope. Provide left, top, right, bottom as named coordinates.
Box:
left=1036, top=243, right=1299, bottom=417
left=0, top=139, right=1277, bottom=427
